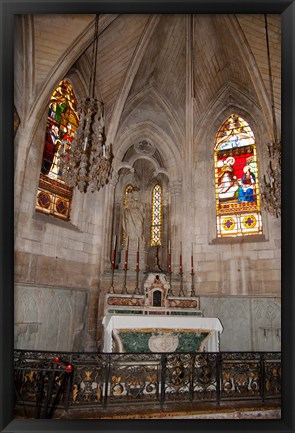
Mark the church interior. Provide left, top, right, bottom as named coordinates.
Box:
left=13, top=13, right=282, bottom=419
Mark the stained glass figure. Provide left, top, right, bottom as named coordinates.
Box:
left=122, top=184, right=136, bottom=246
left=214, top=115, right=262, bottom=237
left=151, top=184, right=162, bottom=246
left=36, top=80, right=79, bottom=220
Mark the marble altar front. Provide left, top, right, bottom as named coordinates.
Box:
left=103, top=314, right=223, bottom=353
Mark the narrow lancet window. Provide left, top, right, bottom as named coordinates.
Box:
left=151, top=184, right=162, bottom=246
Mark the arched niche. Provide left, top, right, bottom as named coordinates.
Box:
left=112, top=142, right=170, bottom=272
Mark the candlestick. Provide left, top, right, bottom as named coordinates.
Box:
left=167, top=240, right=172, bottom=296
left=110, top=235, right=117, bottom=293
left=135, top=245, right=140, bottom=295
left=190, top=242, right=196, bottom=297
left=111, top=249, right=115, bottom=270
left=122, top=236, right=129, bottom=294
left=179, top=241, right=184, bottom=297
left=124, top=238, right=129, bottom=270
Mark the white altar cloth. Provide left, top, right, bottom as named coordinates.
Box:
left=102, top=314, right=223, bottom=353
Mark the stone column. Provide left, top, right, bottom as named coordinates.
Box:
left=169, top=179, right=182, bottom=273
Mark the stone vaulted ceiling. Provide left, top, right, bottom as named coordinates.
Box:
left=17, top=13, right=281, bottom=152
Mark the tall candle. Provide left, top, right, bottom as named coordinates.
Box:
left=111, top=235, right=117, bottom=269
left=168, top=239, right=171, bottom=254
left=191, top=242, right=194, bottom=273
left=137, top=237, right=140, bottom=252
left=124, top=236, right=129, bottom=270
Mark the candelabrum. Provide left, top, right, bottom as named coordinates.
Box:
left=260, top=139, right=281, bottom=218
left=59, top=98, right=112, bottom=193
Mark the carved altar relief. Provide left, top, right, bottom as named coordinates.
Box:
left=148, top=333, right=179, bottom=352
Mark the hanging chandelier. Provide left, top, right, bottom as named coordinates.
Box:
left=260, top=14, right=281, bottom=218
left=59, top=14, right=113, bottom=193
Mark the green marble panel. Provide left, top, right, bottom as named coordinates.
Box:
left=108, top=310, right=143, bottom=314
left=170, top=311, right=203, bottom=316
left=116, top=330, right=210, bottom=353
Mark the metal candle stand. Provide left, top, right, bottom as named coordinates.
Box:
left=122, top=237, right=129, bottom=294
left=122, top=267, right=128, bottom=294
left=109, top=237, right=117, bottom=294
left=190, top=271, right=196, bottom=297
left=179, top=270, right=185, bottom=297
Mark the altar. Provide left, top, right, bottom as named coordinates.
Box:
left=102, top=272, right=223, bottom=353
left=103, top=314, right=223, bottom=353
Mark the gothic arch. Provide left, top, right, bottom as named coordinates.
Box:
left=114, top=121, right=182, bottom=182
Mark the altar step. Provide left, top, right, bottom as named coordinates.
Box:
left=53, top=399, right=281, bottom=420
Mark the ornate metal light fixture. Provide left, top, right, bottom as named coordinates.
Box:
left=59, top=15, right=112, bottom=193
left=260, top=14, right=281, bottom=218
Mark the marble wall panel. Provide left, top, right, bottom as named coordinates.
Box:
left=14, top=284, right=89, bottom=352
left=200, top=296, right=281, bottom=352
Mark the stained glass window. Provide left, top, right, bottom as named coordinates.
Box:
left=35, top=80, right=79, bottom=220
left=151, top=184, right=162, bottom=246
left=214, top=114, right=262, bottom=237
left=122, top=184, right=135, bottom=246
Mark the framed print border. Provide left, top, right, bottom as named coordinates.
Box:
left=1, top=1, right=294, bottom=432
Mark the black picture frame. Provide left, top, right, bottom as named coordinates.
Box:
left=1, top=1, right=294, bottom=432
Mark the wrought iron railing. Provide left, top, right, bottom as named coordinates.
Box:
left=14, top=350, right=281, bottom=419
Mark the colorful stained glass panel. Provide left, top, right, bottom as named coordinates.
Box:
left=36, top=80, right=78, bottom=220
left=215, top=115, right=262, bottom=237
left=151, top=184, right=162, bottom=246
